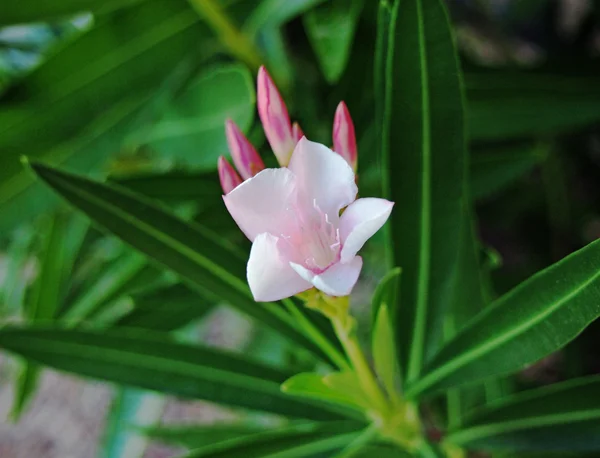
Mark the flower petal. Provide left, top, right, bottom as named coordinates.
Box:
left=248, top=233, right=312, bottom=302
left=312, top=257, right=363, bottom=297
left=223, top=168, right=298, bottom=241
left=288, top=137, right=357, bottom=217
left=339, top=198, right=394, bottom=263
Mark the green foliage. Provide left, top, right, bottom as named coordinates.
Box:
left=382, top=0, right=467, bottom=384
left=407, top=238, right=600, bottom=398
left=2, top=0, right=600, bottom=456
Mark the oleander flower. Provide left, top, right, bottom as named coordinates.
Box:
left=224, top=137, right=393, bottom=301
left=217, top=66, right=392, bottom=301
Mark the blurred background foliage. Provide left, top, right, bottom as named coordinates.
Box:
left=1, top=0, right=600, bottom=456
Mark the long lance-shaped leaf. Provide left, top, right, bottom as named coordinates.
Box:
left=181, top=422, right=363, bottom=458
left=446, top=375, right=600, bottom=452
left=382, top=0, right=466, bottom=382
left=406, top=238, right=600, bottom=399
left=0, top=326, right=347, bottom=421
left=27, top=161, right=334, bottom=363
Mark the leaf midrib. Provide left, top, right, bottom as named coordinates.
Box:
left=407, top=0, right=432, bottom=383
left=410, top=266, right=600, bottom=396
left=447, top=409, right=600, bottom=444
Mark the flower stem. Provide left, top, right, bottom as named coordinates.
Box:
left=186, top=0, right=262, bottom=70
left=330, top=311, right=389, bottom=415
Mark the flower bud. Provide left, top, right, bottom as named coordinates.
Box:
left=218, top=156, right=242, bottom=194
left=333, top=101, right=358, bottom=171
left=225, top=119, right=264, bottom=179
left=292, top=122, right=304, bottom=144
left=257, top=66, right=295, bottom=166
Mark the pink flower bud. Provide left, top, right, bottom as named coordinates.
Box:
left=225, top=119, right=264, bottom=179
left=257, top=66, right=295, bottom=166
left=333, top=101, right=358, bottom=171
left=218, top=156, right=242, bottom=195
left=292, top=122, right=304, bottom=144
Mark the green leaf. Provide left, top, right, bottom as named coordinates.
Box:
left=371, top=267, right=401, bottom=326
left=303, top=0, right=364, bottom=84
left=244, top=0, right=327, bottom=38
left=181, top=421, right=363, bottom=458
left=0, top=0, right=210, bottom=232
left=115, top=283, right=214, bottom=332
left=281, top=372, right=367, bottom=412
left=101, top=388, right=165, bottom=458
left=61, top=251, right=152, bottom=325
left=140, top=423, right=266, bottom=449
left=28, top=161, right=331, bottom=362
left=447, top=375, right=600, bottom=452
left=382, top=0, right=467, bottom=383
left=406, top=238, right=600, bottom=398
left=0, top=226, right=35, bottom=315
left=372, top=303, right=400, bottom=402
left=110, top=170, right=221, bottom=203
left=470, top=143, right=547, bottom=201
left=11, top=214, right=71, bottom=419
left=0, top=0, right=145, bottom=25
left=0, top=325, right=345, bottom=420
left=466, top=69, right=600, bottom=141
left=138, top=64, right=255, bottom=168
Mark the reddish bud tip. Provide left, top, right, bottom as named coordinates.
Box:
left=257, top=66, right=295, bottom=166
left=292, top=122, right=304, bottom=144
left=333, top=101, right=358, bottom=171
left=225, top=119, right=264, bottom=179
left=218, top=156, right=242, bottom=194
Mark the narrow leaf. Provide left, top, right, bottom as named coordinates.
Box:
left=0, top=325, right=345, bottom=420
left=372, top=303, right=400, bottom=401
left=282, top=373, right=367, bottom=412
left=181, top=422, right=362, bottom=458
left=140, top=423, right=266, bottom=449
left=115, top=283, right=214, bottom=332
left=383, top=0, right=467, bottom=383
left=447, top=375, right=600, bottom=452
left=407, top=238, right=600, bottom=398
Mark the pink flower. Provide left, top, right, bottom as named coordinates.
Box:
left=224, top=137, right=393, bottom=301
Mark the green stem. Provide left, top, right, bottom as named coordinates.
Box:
left=331, top=315, right=389, bottom=414
left=282, top=299, right=351, bottom=371
left=186, top=0, right=262, bottom=70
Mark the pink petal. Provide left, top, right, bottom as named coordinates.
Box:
left=292, top=122, right=304, bottom=143
left=223, top=168, right=298, bottom=241
left=290, top=257, right=363, bottom=297
left=257, top=66, right=295, bottom=166
left=218, top=156, right=242, bottom=195
left=333, top=101, right=357, bottom=171
left=225, top=119, right=264, bottom=179
left=339, top=198, right=394, bottom=263
left=287, top=137, right=357, bottom=218
left=248, top=233, right=312, bottom=302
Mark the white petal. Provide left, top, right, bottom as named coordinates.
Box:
left=247, top=233, right=312, bottom=302
left=339, top=198, right=394, bottom=263
left=290, top=262, right=316, bottom=283
left=287, top=137, right=357, bottom=217
left=223, top=168, right=298, bottom=241
left=312, top=257, right=363, bottom=297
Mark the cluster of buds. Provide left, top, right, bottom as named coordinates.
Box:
left=218, top=66, right=358, bottom=194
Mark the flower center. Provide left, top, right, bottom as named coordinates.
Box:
left=295, top=201, right=340, bottom=272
